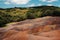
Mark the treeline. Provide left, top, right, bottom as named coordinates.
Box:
left=0, top=6, right=60, bottom=27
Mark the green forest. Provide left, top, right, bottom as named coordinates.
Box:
left=0, top=6, right=60, bottom=27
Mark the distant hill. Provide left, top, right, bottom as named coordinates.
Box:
left=0, top=6, right=60, bottom=27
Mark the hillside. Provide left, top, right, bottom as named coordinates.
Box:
left=0, top=6, right=60, bottom=40
left=0, top=16, right=60, bottom=40
left=0, top=6, right=60, bottom=27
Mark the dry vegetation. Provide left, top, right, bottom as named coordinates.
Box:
left=0, top=6, right=60, bottom=27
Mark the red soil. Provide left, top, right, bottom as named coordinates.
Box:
left=0, top=16, right=60, bottom=40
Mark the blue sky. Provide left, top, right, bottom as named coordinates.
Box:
left=0, top=0, right=60, bottom=8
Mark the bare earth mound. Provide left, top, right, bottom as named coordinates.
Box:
left=0, top=16, right=60, bottom=40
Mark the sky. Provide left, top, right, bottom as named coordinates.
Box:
left=0, top=0, right=60, bottom=8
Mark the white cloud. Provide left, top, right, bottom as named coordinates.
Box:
left=5, top=0, right=30, bottom=4
left=27, top=4, right=36, bottom=7
left=38, top=4, right=42, bottom=6
left=47, top=4, right=53, bottom=6
left=39, top=0, right=58, bottom=3
left=5, top=2, right=10, bottom=4
left=27, top=4, right=42, bottom=7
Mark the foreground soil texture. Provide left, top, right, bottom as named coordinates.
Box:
left=0, top=16, right=60, bottom=40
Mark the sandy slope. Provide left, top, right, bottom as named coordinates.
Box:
left=0, top=16, right=60, bottom=40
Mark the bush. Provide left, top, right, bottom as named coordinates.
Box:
left=0, top=6, right=60, bottom=27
